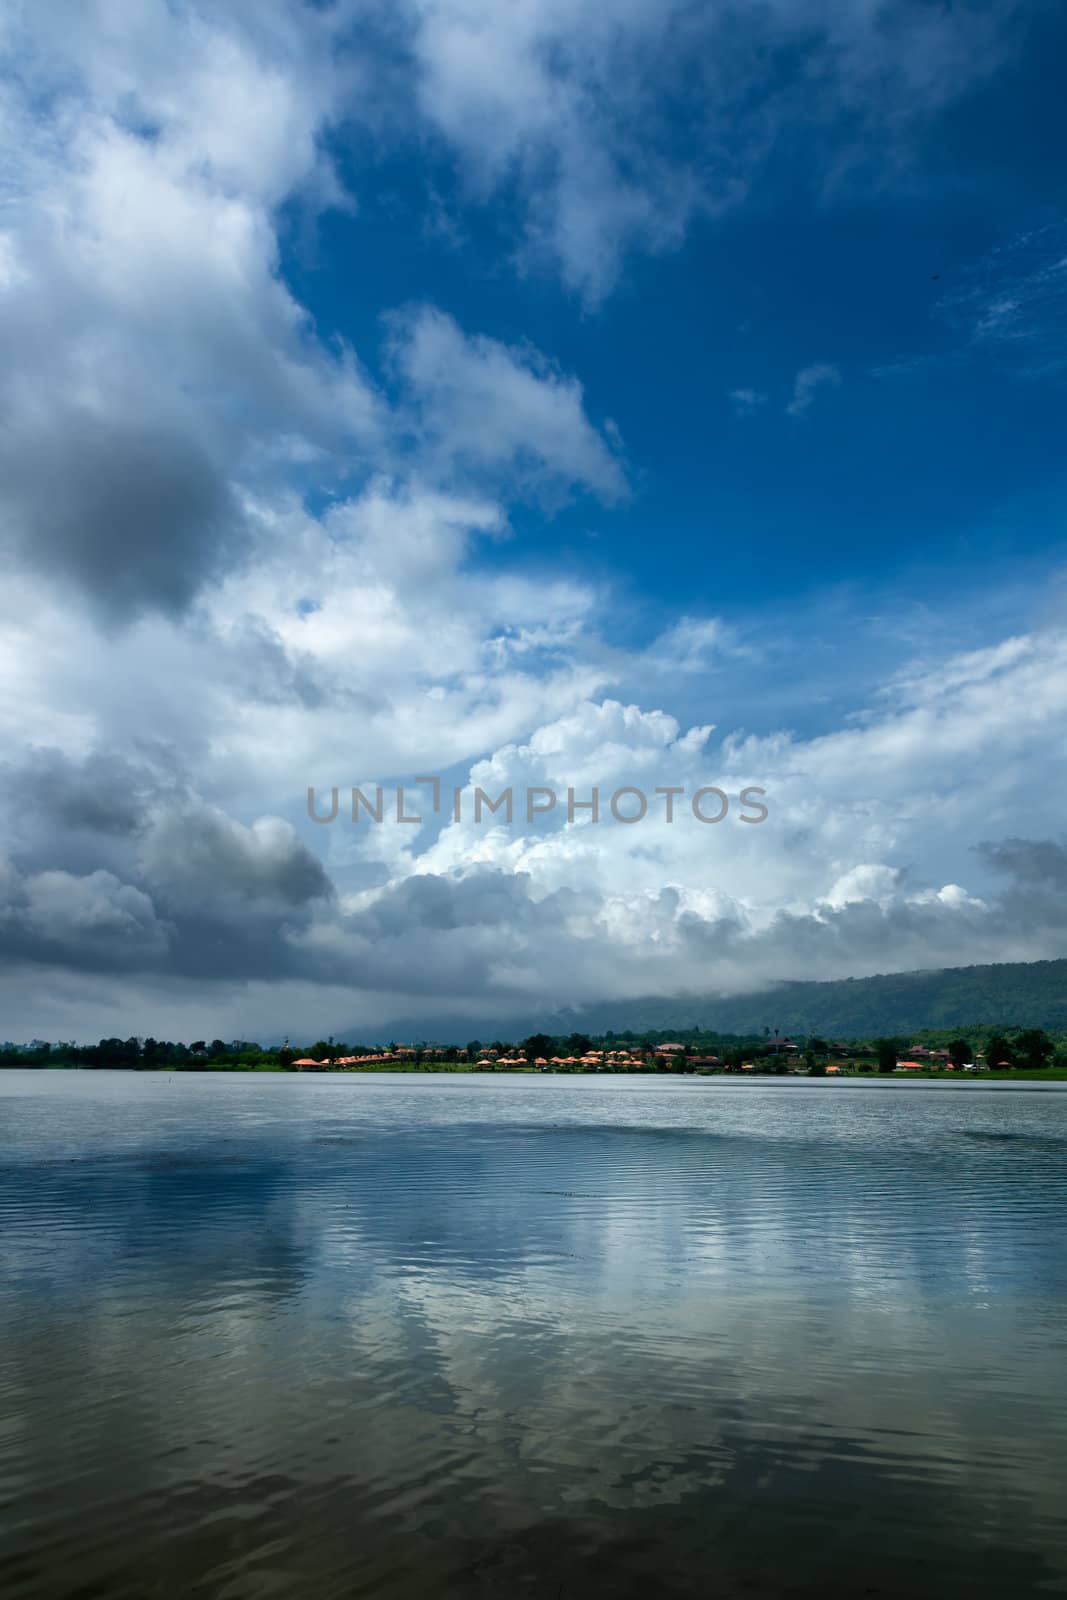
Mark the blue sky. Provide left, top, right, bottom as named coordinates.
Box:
left=283, top=7, right=1066, bottom=626
left=270, top=4, right=1067, bottom=744
left=1, top=0, right=1066, bottom=1041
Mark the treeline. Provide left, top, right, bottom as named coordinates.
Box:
left=0, top=1038, right=375, bottom=1070
left=507, top=1025, right=1066, bottom=1069
left=2, top=1023, right=1066, bottom=1070
left=866, top=1030, right=1064, bottom=1073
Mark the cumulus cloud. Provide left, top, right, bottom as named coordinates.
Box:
left=0, top=2, right=380, bottom=619
left=140, top=809, right=333, bottom=915
left=389, top=306, right=626, bottom=503
left=325, top=629, right=1067, bottom=1026
left=1, top=415, right=246, bottom=621
left=4, top=615, right=1067, bottom=1038
left=0, top=746, right=336, bottom=982
left=2, top=747, right=162, bottom=840
left=1, top=4, right=644, bottom=623
left=0, top=858, right=170, bottom=971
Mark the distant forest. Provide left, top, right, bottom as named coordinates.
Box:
left=426, top=958, right=1067, bottom=1042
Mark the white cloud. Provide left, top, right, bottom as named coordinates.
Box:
left=389, top=306, right=627, bottom=503
left=0, top=3, right=380, bottom=619
left=394, top=0, right=1025, bottom=300
left=5, top=525, right=1067, bottom=1036
left=821, top=864, right=902, bottom=911
left=786, top=363, right=842, bottom=417
left=0, top=7, right=630, bottom=631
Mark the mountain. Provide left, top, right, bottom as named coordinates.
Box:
left=368, top=958, right=1067, bottom=1043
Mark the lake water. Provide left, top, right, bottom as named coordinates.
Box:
left=2, top=1071, right=1066, bottom=1598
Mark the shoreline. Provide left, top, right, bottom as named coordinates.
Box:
left=6, top=1065, right=1067, bottom=1084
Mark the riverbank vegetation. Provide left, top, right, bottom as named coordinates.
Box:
left=3, top=1025, right=1067, bottom=1078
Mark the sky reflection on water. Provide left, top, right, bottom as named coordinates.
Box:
left=2, top=1072, right=1066, bottom=1598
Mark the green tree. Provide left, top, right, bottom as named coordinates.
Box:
left=567, top=1033, right=593, bottom=1056
left=524, top=1033, right=555, bottom=1061
left=948, top=1038, right=972, bottom=1068
left=876, top=1038, right=899, bottom=1074
left=984, top=1032, right=1014, bottom=1070
left=1013, top=1028, right=1054, bottom=1072
left=805, top=1051, right=825, bottom=1076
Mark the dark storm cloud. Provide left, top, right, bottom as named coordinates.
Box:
left=0, top=410, right=246, bottom=621
left=1, top=747, right=171, bottom=839
left=973, top=838, right=1067, bottom=935
left=271, top=869, right=595, bottom=999
left=2, top=746, right=331, bottom=914
left=0, top=858, right=170, bottom=972
left=978, top=837, right=1067, bottom=890
left=0, top=747, right=335, bottom=980
left=355, top=869, right=577, bottom=938
left=141, top=807, right=334, bottom=912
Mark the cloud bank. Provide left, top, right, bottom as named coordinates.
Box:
left=0, top=0, right=1062, bottom=1041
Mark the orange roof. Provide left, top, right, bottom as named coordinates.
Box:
left=897, top=1060, right=926, bottom=1069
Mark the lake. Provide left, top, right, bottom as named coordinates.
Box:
left=2, top=1071, right=1066, bottom=1598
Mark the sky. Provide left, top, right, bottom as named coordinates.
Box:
left=2, top=0, right=1067, bottom=1044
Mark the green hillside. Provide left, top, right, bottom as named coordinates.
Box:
left=555, top=959, right=1067, bottom=1039
left=391, top=958, right=1067, bottom=1044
